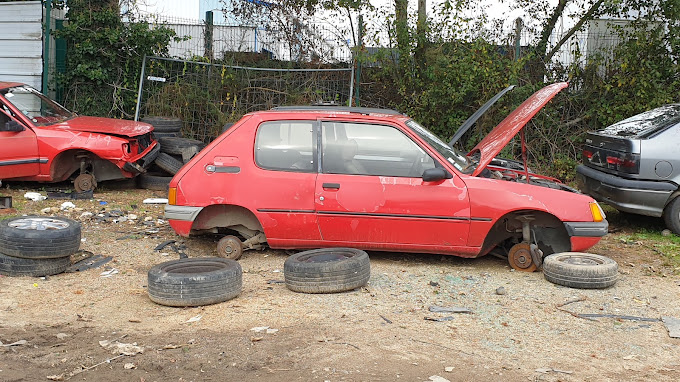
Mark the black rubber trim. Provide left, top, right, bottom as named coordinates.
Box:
left=258, top=209, right=315, bottom=213
left=563, top=220, right=609, bottom=237
left=317, top=210, right=469, bottom=221
left=576, top=164, right=677, bottom=191
left=0, top=158, right=44, bottom=166
left=470, top=217, right=493, bottom=222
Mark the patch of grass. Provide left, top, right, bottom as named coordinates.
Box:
left=619, top=229, right=680, bottom=269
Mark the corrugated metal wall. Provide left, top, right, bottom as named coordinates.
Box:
left=0, top=1, right=43, bottom=89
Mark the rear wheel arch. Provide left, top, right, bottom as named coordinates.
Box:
left=191, top=204, right=264, bottom=238
left=480, top=209, right=571, bottom=257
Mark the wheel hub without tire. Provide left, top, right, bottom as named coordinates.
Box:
left=8, top=217, right=70, bottom=230
left=217, top=235, right=243, bottom=260
left=508, top=242, right=537, bottom=272
left=74, top=173, right=97, bottom=192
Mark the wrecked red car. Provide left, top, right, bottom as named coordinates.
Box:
left=0, top=82, right=159, bottom=191
left=165, top=82, right=608, bottom=271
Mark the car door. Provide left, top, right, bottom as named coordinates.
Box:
left=315, top=120, right=471, bottom=249
left=0, top=107, right=40, bottom=179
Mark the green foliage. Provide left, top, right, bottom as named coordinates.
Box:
left=55, top=0, right=176, bottom=118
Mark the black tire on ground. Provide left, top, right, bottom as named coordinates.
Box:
left=0, top=252, right=71, bottom=277
left=147, top=257, right=242, bottom=307
left=0, top=216, right=81, bottom=259
left=158, top=137, right=206, bottom=155
left=663, top=197, right=680, bottom=235
left=140, top=116, right=182, bottom=133
left=154, top=152, right=184, bottom=175
left=137, top=172, right=172, bottom=191
left=284, top=248, right=370, bottom=293
left=543, top=252, right=618, bottom=289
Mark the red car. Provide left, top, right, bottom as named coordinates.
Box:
left=0, top=82, right=159, bottom=191
left=165, top=83, right=608, bottom=271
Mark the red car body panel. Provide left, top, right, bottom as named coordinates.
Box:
left=0, top=82, right=158, bottom=184
left=166, top=83, right=607, bottom=259
left=469, top=82, right=568, bottom=176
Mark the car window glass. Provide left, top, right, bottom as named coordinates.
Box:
left=255, top=121, right=315, bottom=172
left=322, top=122, right=436, bottom=177
left=2, top=86, right=72, bottom=126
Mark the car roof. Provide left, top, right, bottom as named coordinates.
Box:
left=270, top=106, right=403, bottom=116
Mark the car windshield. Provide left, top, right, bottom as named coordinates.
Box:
left=406, top=119, right=472, bottom=173
left=1, top=85, right=73, bottom=126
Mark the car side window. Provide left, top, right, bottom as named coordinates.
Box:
left=255, top=121, right=315, bottom=172
left=322, top=122, right=436, bottom=177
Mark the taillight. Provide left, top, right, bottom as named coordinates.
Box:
left=583, top=149, right=593, bottom=159
left=605, top=154, right=640, bottom=174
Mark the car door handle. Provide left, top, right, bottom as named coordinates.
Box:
left=322, top=183, right=340, bottom=190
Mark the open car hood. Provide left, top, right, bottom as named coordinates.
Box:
left=448, top=85, right=515, bottom=147
left=50, top=116, right=153, bottom=137
left=468, top=82, right=568, bottom=176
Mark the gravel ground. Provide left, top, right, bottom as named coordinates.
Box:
left=0, top=184, right=679, bottom=382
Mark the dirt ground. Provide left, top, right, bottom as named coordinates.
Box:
left=0, top=184, right=679, bottom=382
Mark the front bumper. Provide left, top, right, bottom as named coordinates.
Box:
left=123, top=142, right=160, bottom=174
left=563, top=220, right=609, bottom=237
left=576, top=165, right=676, bottom=217
left=165, top=205, right=203, bottom=236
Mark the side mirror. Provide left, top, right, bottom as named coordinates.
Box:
left=2, top=120, right=25, bottom=132
left=422, top=167, right=450, bottom=182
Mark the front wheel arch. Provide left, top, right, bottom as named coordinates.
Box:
left=480, top=210, right=571, bottom=258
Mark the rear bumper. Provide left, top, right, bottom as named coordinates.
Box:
left=576, top=164, right=676, bottom=217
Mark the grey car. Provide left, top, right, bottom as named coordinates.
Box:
left=576, top=104, right=680, bottom=234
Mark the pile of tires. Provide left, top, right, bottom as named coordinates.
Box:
left=137, top=116, right=207, bottom=191
left=0, top=216, right=81, bottom=277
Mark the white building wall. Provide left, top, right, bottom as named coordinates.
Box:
left=0, top=1, right=43, bottom=89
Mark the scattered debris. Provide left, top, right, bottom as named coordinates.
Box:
left=250, top=326, right=279, bottom=334
left=79, top=211, right=93, bottom=220
left=444, top=366, right=454, bottom=372
left=65, top=253, right=113, bottom=273
left=124, top=363, right=136, bottom=370
left=661, top=229, right=673, bottom=237
left=24, top=192, right=46, bottom=201
left=46, top=374, right=64, bottom=381
left=185, top=314, right=203, bottom=324
left=100, top=268, right=119, bottom=278
left=47, top=189, right=93, bottom=200
left=379, top=314, right=392, bottom=324
left=495, top=286, right=506, bottom=295
left=56, top=333, right=68, bottom=340
left=535, top=367, right=573, bottom=374
left=154, top=240, right=189, bottom=259
left=266, top=280, right=285, bottom=284
left=424, top=316, right=455, bottom=322
left=0, top=339, right=28, bottom=347
left=0, top=195, right=12, bottom=209
left=98, top=340, right=144, bottom=355
left=143, top=198, right=168, bottom=204
left=577, top=314, right=659, bottom=322
left=429, top=280, right=439, bottom=287
left=428, top=306, right=472, bottom=314
left=429, top=375, right=451, bottom=382
left=662, top=316, right=680, bottom=338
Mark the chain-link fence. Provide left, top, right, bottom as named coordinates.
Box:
left=135, top=56, right=353, bottom=143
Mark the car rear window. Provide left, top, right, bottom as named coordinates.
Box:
left=598, top=104, right=680, bottom=138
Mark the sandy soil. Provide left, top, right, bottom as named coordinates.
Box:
left=0, top=185, right=679, bottom=382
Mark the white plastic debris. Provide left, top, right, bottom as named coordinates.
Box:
left=185, top=314, right=203, bottom=324
left=24, top=192, right=46, bottom=201
left=60, top=201, right=76, bottom=210
left=250, top=326, right=270, bottom=333
left=100, top=268, right=119, bottom=278
left=98, top=340, right=144, bottom=355
left=143, top=198, right=168, bottom=204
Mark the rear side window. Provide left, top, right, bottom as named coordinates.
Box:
left=322, top=122, right=435, bottom=177
left=598, top=104, right=680, bottom=138
left=255, top=121, right=315, bottom=172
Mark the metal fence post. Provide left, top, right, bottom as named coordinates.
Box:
left=354, top=15, right=363, bottom=107
left=205, top=11, right=214, bottom=61
left=42, top=0, right=52, bottom=95
left=134, top=55, right=147, bottom=121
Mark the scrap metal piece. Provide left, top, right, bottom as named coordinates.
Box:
left=662, top=316, right=680, bottom=338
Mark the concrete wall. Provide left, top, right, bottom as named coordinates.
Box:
left=0, top=1, right=43, bottom=89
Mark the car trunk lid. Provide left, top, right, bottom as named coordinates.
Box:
left=582, top=132, right=641, bottom=175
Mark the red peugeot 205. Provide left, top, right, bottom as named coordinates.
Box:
left=0, top=82, right=159, bottom=191
left=165, top=83, right=607, bottom=271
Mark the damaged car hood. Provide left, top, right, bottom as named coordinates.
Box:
left=48, top=116, right=153, bottom=137
left=468, top=82, right=568, bottom=176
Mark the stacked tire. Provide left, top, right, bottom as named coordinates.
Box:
left=137, top=116, right=207, bottom=191
left=0, top=216, right=81, bottom=277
